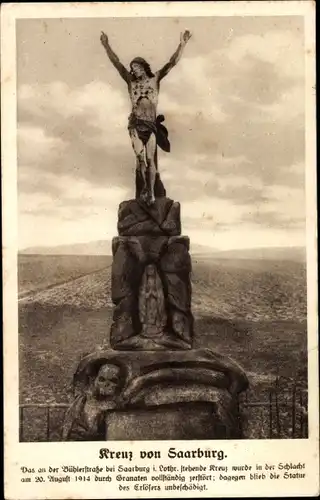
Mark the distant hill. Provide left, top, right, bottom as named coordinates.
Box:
left=189, top=243, right=218, bottom=255
left=20, top=240, right=112, bottom=256
left=21, top=240, right=217, bottom=256
left=206, top=246, right=306, bottom=262
left=20, top=241, right=305, bottom=262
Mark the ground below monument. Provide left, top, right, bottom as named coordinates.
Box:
left=19, top=254, right=307, bottom=406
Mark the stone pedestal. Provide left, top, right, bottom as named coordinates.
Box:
left=110, top=198, right=193, bottom=350
left=105, top=404, right=231, bottom=440
left=110, top=234, right=193, bottom=350
left=63, top=349, right=248, bottom=441
left=63, top=196, right=249, bottom=441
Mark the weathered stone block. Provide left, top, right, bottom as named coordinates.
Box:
left=110, top=235, right=193, bottom=350
left=62, top=349, right=248, bottom=441
left=117, top=198, right=181, bottom=236
left=105, top=403, right=232, bottom=440
left=160, top=236, right=191, bottom=273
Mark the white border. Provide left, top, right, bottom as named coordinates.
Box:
left=2, top=2, right=318, bottom=499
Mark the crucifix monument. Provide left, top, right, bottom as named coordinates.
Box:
left=100, top=29, right=191, bottom=205
left=63, top=32, right=248, bottom=441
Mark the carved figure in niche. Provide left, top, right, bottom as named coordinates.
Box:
left=110, top=235, right=194, bottom=350
left=139, top=264, right=167, bottom=338
left=62, top=363, right=125, bottom=441
left=100, top=30, right=192, bottom=205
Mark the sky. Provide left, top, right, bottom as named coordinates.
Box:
left=17, top=15, right=306, bottom=251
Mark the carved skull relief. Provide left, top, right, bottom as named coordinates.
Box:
left=93, top=364, right=121, bottom=399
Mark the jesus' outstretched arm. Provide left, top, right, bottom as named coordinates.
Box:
left=156, top=30, right=192, bottom=81
left=100, top=31, right=130, bottom=83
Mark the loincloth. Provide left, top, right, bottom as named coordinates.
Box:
left=128, top=114, right=170, bottom=152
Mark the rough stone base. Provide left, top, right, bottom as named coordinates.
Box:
left=110, top=234, right=193, bottom=350
left=105, top=402, right=233, bottom=440
left=63, top=349, right=248, bottom=441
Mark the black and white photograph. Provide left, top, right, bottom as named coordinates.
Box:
left=16, top=12, right=311, bottom=442
left=2, top=1, right=318, bottom=498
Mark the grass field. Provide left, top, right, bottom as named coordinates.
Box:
left=18, top=253, right=308, bottom=438
left=18, top=254, right=111, bottom=297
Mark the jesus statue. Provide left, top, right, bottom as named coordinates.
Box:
left=100, top=30, right=192, bottom=205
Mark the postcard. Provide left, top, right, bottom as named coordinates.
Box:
left=2, top=1, right=318, bottom=498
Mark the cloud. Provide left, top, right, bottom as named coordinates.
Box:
left=182, top=195, right=252, bottom=230
left=18, top=124, right=67, bottom=165
left=16, top=23, right=306, bottom=250
left=241, top=184, right=306, bottom=230
left=256, top=86, right=304, bottom=124
left=19, top=173, right=128, bottom=216
left=159, top=55, right=228, bottom=123
left=18, top=81, right=136, bottom=197
left=243, top=210, right=305, bottom=230
left=223, top=30, right=304, bottom=81
left=279, top=162, right=305, bottom=188
left=18, top=80, right=129, bottom=147
left=204, top=29, right=305, bottom=133
left=159, top=154, right=259, bottom=204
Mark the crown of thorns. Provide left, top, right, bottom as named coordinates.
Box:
left=130, top=57, right=154, bottom=77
